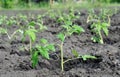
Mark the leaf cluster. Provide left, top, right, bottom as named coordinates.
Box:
left=87, top=9, right=114, bottom=44
left=31, top=38, right=55, bottom=68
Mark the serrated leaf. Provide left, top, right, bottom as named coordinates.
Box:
left=0, top=28, right=7, bottom=34
left=90, top=23, right=95, bottom=29
left=40, top=38, right=48, bottom=44
left=91, top=36, right=100, bottom=43
left=46, top=44, right=55, bottom=51
left=72, top=25, right=85, bottom=33
left=29, top=21, right=36, bottom=26
left=25, top=29, right=37, bottom=42
left=57, top=33, right=65, bottom=42
left=38, top=47, right=49, bottom=59
left=58, top=16, right=64, bottom=22
left=102, top=22, right=109, bottom=27
left=82, top=55, right=96, bottom=61
left=65, top=21, right=72, bottom=26
left=62, top=25, right=70, bottom=30
left=37, top=23, right=47, bottom=30
left=101, top=22, right=109, bottom=36
left=102, top=27, right=109, bottom=36
left=31, top=51, right=39, bottom=68
left=71, top=49, right=79, bottom=57
left=37, top=15, right=42, bottom=19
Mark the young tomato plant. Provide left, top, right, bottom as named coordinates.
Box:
left=71, top=49, right=96, bottom=61
left=31, top=38, right=55, bottom=68
left=0, top=15, right=7, bottom=26
left=0, top=27, right=21, bottom=40
left=90, top=21, right=110, bottom=44
left=63, top=49, right=97, bottom=63
left=19, top=21, right=38, bottom=52
left=0, top=15, right=20, bottom=40
left=87, top=9, right=113, bottom=44
left=57, top=8, right=80, bottom=23
left=57, top=21, right=85, bottom=71
left=19, top=19, right=47, bottom=52
left=36, top=15, right=47, bottom=31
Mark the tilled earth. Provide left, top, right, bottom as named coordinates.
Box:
left=0, top=7, right=120, bottom=77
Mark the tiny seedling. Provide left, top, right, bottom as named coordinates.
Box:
left=16, top=14, right=28, bottom=27
left=31, top=38, right=55, bottom=68
left=57, top=8, right=80, bottom=23
left=87, top=9, right=113, bottom=44
left=20, top=22, right=38, bottom=53
left=63, top=49, right=97, bottom=63
left=0, top=27, right=21, bottom=41
left=19, top=20, right=47, bottom=53
left=0, top=15, right=7, bottom=26
left=90, top=21, right=110, bottom=44
left=0, top=15, right=20, bottom=41
left=57, top=20, right=85, bottom=71
left=48, top=10, right=57, bottom=19
left=36, top=15, right=47, bottom=31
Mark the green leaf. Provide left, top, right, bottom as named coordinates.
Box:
left=90, top=23, right=96, bottom=29
left=65, top=21, right=72, bottom=26
left=46, top=44, right=55, bottom=51
left=40, top=38, right=48, bottom=44
left=72, top=25, right=85, bottom=33
left=101, top=22, right=109, bottom=36
left=25, top=29, right=37, bottom=42
left=38, top=47, right=50, bottom=59
left=18, top=29, right=24, bottom=34
left=37, top=23, right=47, bottom=30
left=57, top=33, right=65, bottom=42
left=37, top=15, right=42, bottom=19
left=91, top=36, right=100, bottom=43
left=58, top=16, right=64, bottom=22
left=71, top=49, right=79, bottom=57
left=29, top=21, right=36, bottom=26
left=62, top=25, right=70, bottom=31
left=82, top=55, right=97, bottom=61
left=31, top=51, right=39, bottom=68
left=102, top=27, right=109, bottom=36
left=102, top=22, right=109, bottom=27
left=0, top=28, right=7, bottom=34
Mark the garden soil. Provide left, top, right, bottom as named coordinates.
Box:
left=0, top=7, right=120, bottom=77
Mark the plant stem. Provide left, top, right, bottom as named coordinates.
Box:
left=63, top=57, right=80, bottom=64
left=6, top=32, right=11, bottom=39
left=30, top=39, right=32, bottom=54
left=99, top=30, right=103, bottom=44
left=11, top=30, right=19, bottom=39
left=108, top=15, right=110, bottom=26
left=60, top=42, right=64, bottom=71
left=6, top=29, right=19, bottom=40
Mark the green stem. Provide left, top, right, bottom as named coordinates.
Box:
left=99, top=31, right=103, bottom=44
left=6, top=29, right=20, bottom=40
left=63, top=57, right=80, bottom=64
left=108, top=15, right=110, bottom=26
left=60, top=42, right=64, bottom=71
left=30, top=39, right=32, bottom=54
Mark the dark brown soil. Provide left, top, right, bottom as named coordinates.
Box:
left=0, top=7, right=120, bottom=77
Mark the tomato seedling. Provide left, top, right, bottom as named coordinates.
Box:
left=87, top=9, right=114, bottom=44
left=57, top=20, right=85, bottom=71
left=0, top=15, right=21, bottom=41
left=31, top=38, right=55, bottom=68
left=63, top=49, right=97, bottom=63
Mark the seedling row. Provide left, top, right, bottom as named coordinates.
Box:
left=0, top=8, right=117, bottom=71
